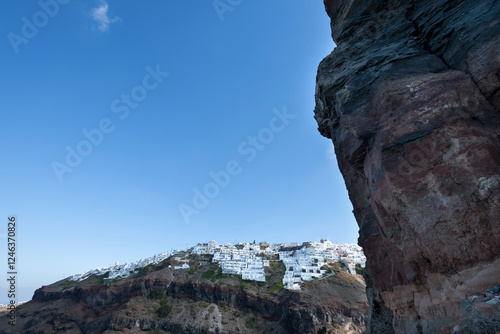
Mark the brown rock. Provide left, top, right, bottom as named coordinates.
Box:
left=314, top=0, right=500, bottom=332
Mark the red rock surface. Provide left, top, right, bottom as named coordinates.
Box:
left=314, top=0, right=500, bottom=332
left=0, top=260, right=368, bottom=333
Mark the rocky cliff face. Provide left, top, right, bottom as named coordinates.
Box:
left=314, top=0, right=500, bottom=332
left=0, top=259, right=368, bottom=333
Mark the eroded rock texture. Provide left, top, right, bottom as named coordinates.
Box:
left=314, top=0, right=500, bottom=332
left=0, top=261, right=368, bottom=333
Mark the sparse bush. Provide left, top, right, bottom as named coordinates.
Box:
left=94, top=276, right=104, bottom=286
left=245, top=318, right=256, bottom=329
left=202, top=270, right=215, bottom=279
left=355, top=264, right=365, bottom=276
left=215, top=268, right=225, bottom=279
left=150, top=329, right=164, bottom=334
left=268, top=280, right=284, bottom=292
left=369, top=308, right=395, bottom=334
left=198, top=301, right=210, bottom=308
left=136, top=264, right=153, bottom=277
left=149, top=287, right=164, bottom=300
left=59, top=280, right=73, bottom=288
left=458, top=308, right=500, bottom=334
left=156, top=299, right=172, bottom=318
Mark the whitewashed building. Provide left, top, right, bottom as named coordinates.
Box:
left=66, top=239, right=365, bottom=291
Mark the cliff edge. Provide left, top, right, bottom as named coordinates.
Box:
left=314, top=0, right=500, bottom=332
left=0, top=257, right=367, bottom=333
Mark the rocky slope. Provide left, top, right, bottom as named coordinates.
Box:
left=0, top=257, right=368, bottom=334
left=314, top=0, right=500, bottom=333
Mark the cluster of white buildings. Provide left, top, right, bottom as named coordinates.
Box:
left=68, top=252, right=171, bottom=283
left=280, top=250, right=327, bottom=290
left=194, top=241, right=270, bottom=281
left=194, top=239, right=366, bottom=290
left=67, top=240, right=366, bottom=290
left=276, top=241, right=365, bottom=289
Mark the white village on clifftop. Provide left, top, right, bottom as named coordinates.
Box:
left=69, top=240, right=366, bottom=290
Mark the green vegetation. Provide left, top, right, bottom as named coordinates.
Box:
left=148, top=287, right=164, bottom=300
left=59, top=280, right=73, bottom=288
left=202, top=270, right=215, bottom=279
left=135, top=264, right=153, bottom=277
left=264, top=261, right=285, bottom=292
left=214, top=268, right=225, bottom=279
left=156, top=299, right=172, bottom=318
left=321, top=265, right=333, bottom=274
left=108, top=277, right=124, bottom=284
left=236, top=277, right=251, bottom=289
left=245, top=318, right=256, bottom=329
left=268, top=280, right=284, bottom=292
left=148, top=287, right=172, bottom=318
left=149, top=329, right=164, bottom=334
left=355, top=264, right=365, bottom=276
left=93, top=276, right=104, bottom=286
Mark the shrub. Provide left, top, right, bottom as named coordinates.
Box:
left=370, top=308, right=395, bottom=334
left=59, top=280, right=73, bottom=288
left=150, top=329, right=163, bottom=334
left=268, top=280, right=284, bottom=292
left=214, top=268, right=225, bottom=279
left=156, top=299, right=172, bottom=318
left=458, top=308, right=500, bottom=334
left=355, top=264, right=365, bottom=276
left=149, top=287, right=164, bottom=300
left=245, top=318, right=256, bottom=329
left=94, top=276, right=104, bottom=286
left=202, top=270, right=215, bottom=279
left=317, top=327, right=327, bottom=334
left=136, top=264, right=153, bottom=277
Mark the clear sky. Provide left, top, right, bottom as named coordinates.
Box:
left=0, top=1, right=358, bottom=303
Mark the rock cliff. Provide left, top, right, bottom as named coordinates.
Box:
left=0, top=259, right=367, bottom=333
left=314, top=0, right=500, bottom=332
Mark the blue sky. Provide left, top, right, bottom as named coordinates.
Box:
left=0, top=0, right=357, bottom=303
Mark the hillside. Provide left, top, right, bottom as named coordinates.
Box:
left=0, top=255, right=368, bottom=334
